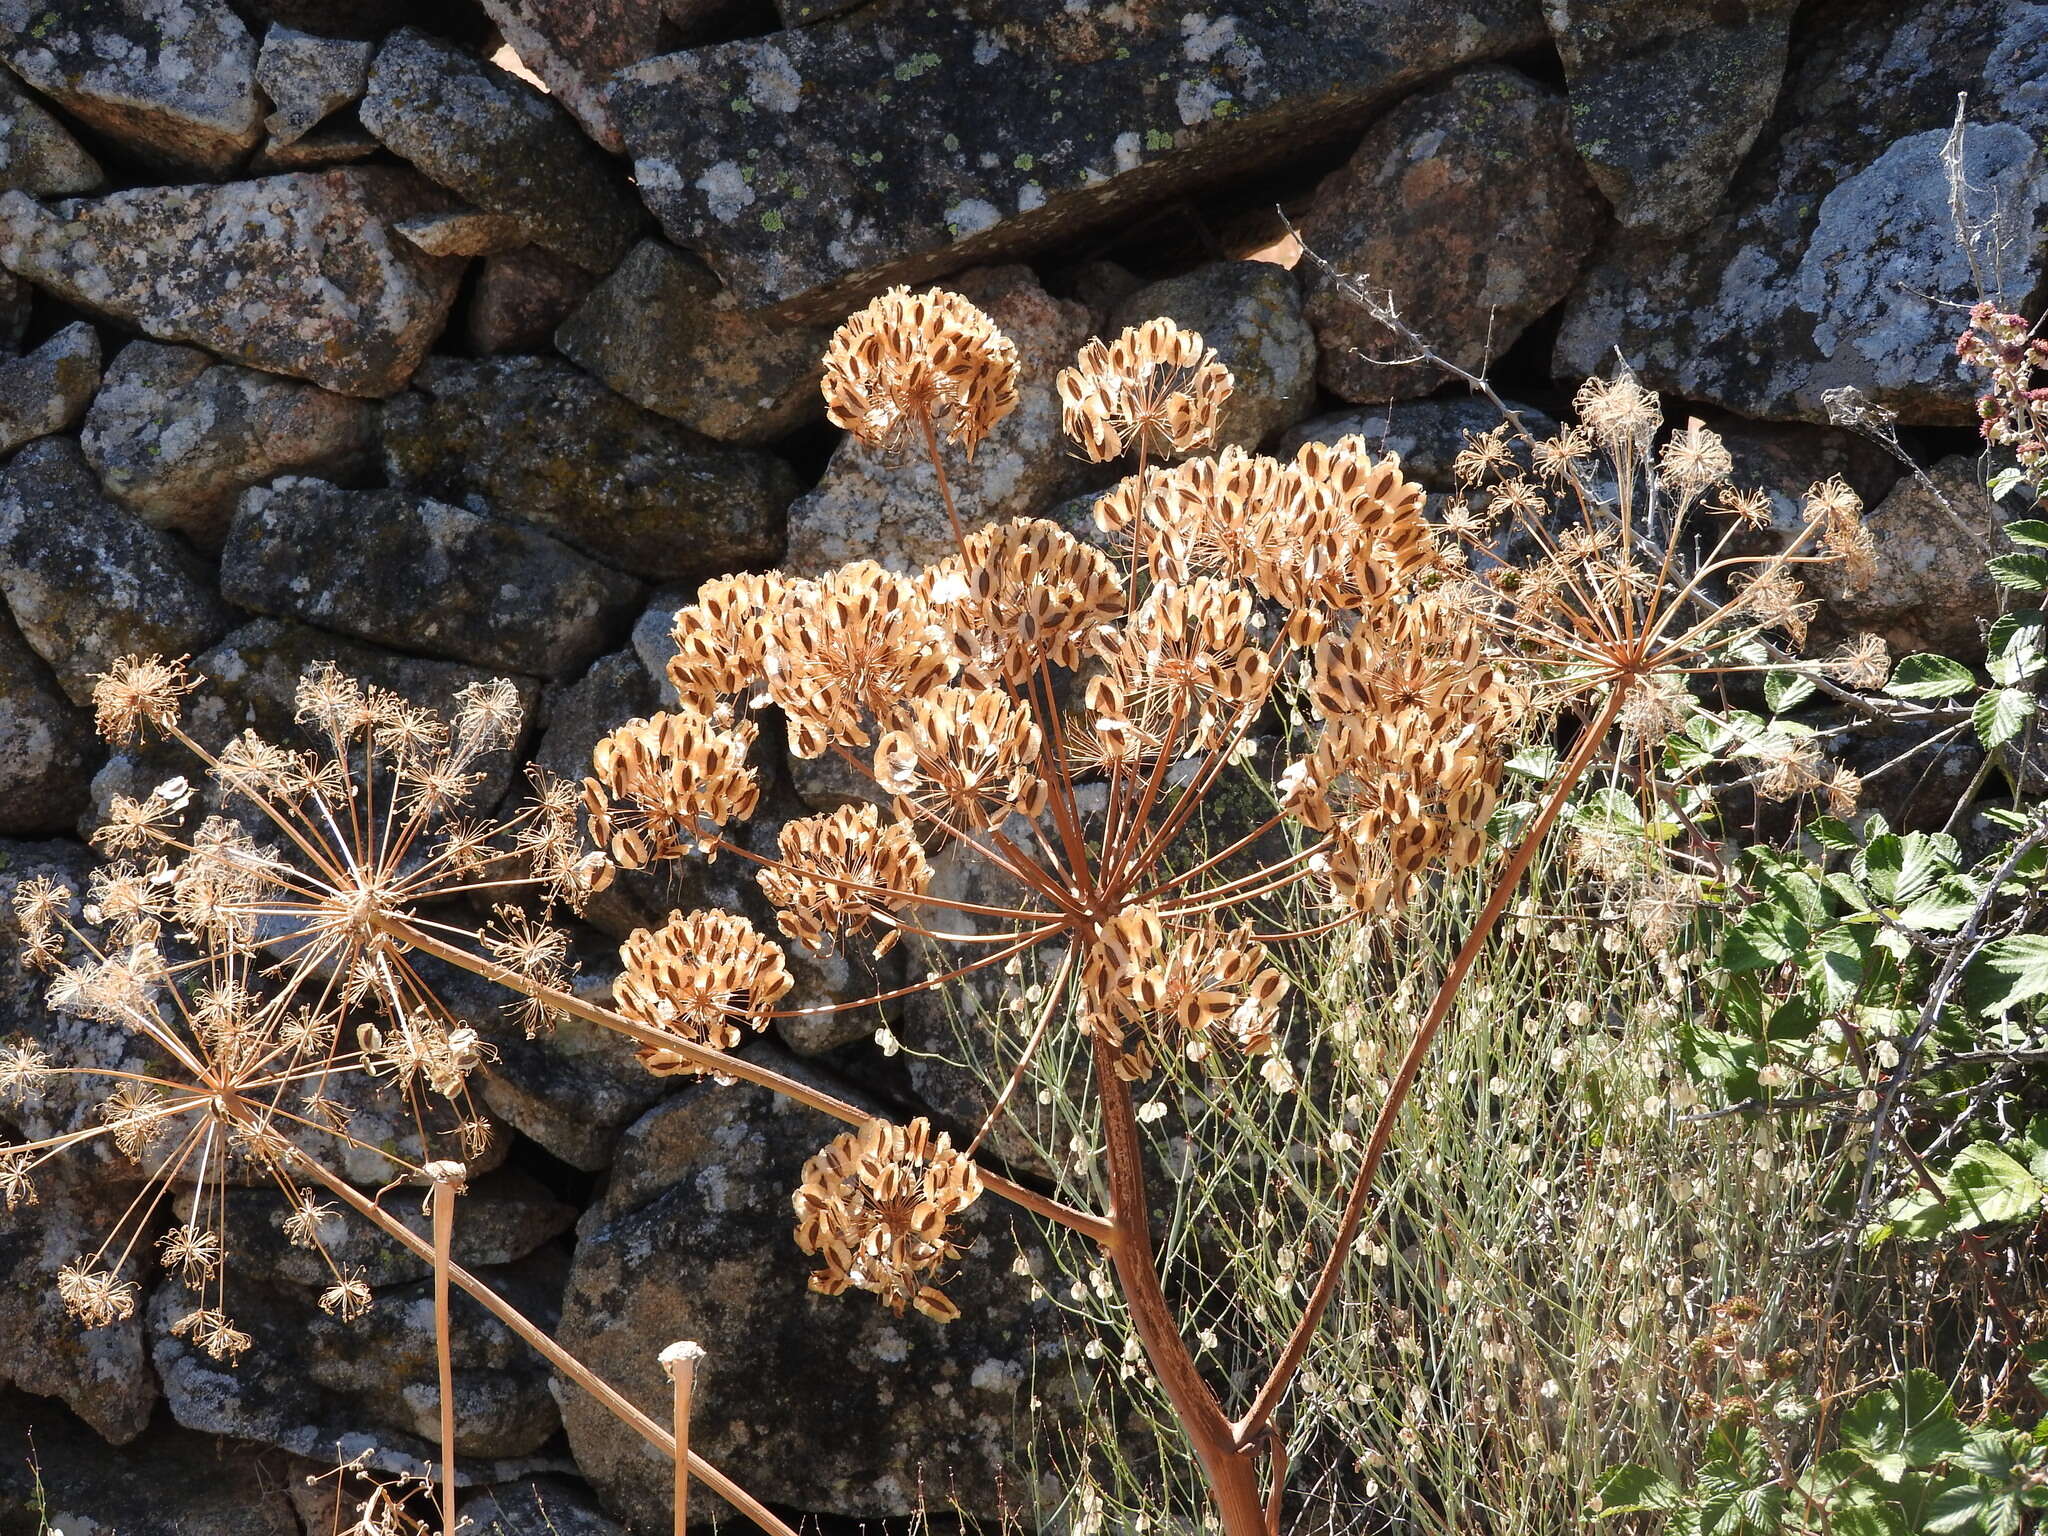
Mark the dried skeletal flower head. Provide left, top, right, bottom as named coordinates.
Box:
left=793, top=1116, right=983, bottom=1321
left=1825, top=633, right=1890, bottom=689
left=614, top=909, right=793, bottom=1074
left=91, top=653, right=198, bottom=742
left=1058, top=318, right=1233, bottom=462
left=822, top=286, right=1019, bottom=460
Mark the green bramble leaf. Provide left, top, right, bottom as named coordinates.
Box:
left=1985, top=610, right=2048, bottom=685
left=1972, top=688, right=2035, bottom=749
left=1765, top=668, right=1817, bottom=714
left=2000, top=515, right=2048, bottom=543
left=1987, top=553, right=2048, bottom=592
left=1963, top=934, right=2048, bottom=1016
left=1886, top=654, right=1976, bottom=699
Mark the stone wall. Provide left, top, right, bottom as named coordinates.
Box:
left=0, top=0, right=2038, bottom=1529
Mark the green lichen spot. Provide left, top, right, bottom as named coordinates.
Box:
left=1211, top=99, right=1234, bottom=118
left=942, top=132, right=960, bottom=152
left=730, top=97, right=755, bottom=115
left=1145, top=129, right=1174, bottom=151
left=894, top=51, right=940, bottom=81
left=873, top=179, right=889, bottom=192
left=761, top=210, right=785, bottom=231
left=1014, top=153, right=1034, bottom=170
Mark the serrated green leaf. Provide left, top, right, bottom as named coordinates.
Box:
left=1765, top=668, right=1818, bottom=713
left=1842, top=1372, right=1968, bottom=1478
left=1986, top=611, right=2048, bottom=685
left=1809, top=815, right=1861, bottom=852
left=1944, top=1143, right=2047, bottom=1230
left=1887, top=653, right=1977, bottom=699
left=1594, top=1464, right=1681, bottom=1515
left=1963, top=934, right=2048, bottom=1015
left=1974, top=688, right=2036, bottom=749
left=2002, top=516, right=2048, bottom=545
left=1989, top=553, right=2048, bottom=592
left=1897, top=876, right=1981, bottom=932
left=1992, top=469, right=2032, bottom=503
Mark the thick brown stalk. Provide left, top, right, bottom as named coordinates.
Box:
left=380, top=917, right=1117, bottom=1246
left=288, top=1152, right=803, bottom=1536
left=1090, top=1031, right=1268, bottom=1536
left=661, top=1341, right=707, bottom=1535
left=428, top=1170, right=459, bottom=1536
left=1231, top=681, right=1631, bottom=1450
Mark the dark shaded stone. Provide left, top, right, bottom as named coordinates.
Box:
left=554, top=239, right=830, bottom=446
left=81, top=339, right=376, bottom=549
left=609, top=0, right=1549, bottom=316
left=1298, top=66, right=1605, bottom=404
left=0, top=320, right=97, bottom=455
left=0, top=614, right=96, bottom=836
left=0, top=66, right=103, bottom=194
left=222, top=477, right=642, bottom=678
left=466, top=245, right=596, bottom=354
left=0, top=438, right=230, bottom=708
left=0, top=0, right=261, bottom=174
left=1554, top=0, right=2048, bottom=424
left=361, top=28, right=645, bottom=275
left=1819, top=456, right=2001, bottom=662
left=382, top=355, right=796, bottom=581
left=0, top=169, right=468, bottom=398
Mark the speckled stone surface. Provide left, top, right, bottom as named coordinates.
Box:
left=0, top=67, right=104, bottom=195
left=610, top=0, right=1548, bottom=314
left=0, top=320, right=99, bottom=455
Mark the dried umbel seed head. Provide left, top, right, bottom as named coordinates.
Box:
left=91, top=654, right=198, bottom=743
left=758, top=802, right=931, bottom=957
left=792, top=1115, right=983, bottom=1322
left=762, top=562, right=955, bottom=759
left=822, top=286, right=1019, bottom=460
left=921, top=517, right=1124, bottom=684
left=614, top=909, right=793, bottom=1073
left=668, top=571, right=787, bottom=711
left=1087, top=576, right=1273, bottom=755
left=875, top=685, right=1048, bottom=833
left=1079, top=905, right=1288, bottom=1079
left=1058, top=318, right=1234, bottom=463
left=1573, top=367, right=1663, bottom=459
left=1807, top=475, right=1875, bottom=593
left=582, top=711, right=760, bottom=868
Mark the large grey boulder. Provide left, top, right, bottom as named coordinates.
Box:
left=609, top=0, right=1548, bottom=315
left=361, top=28, right=645, bottom=275
left=223, top=478, right=642, bottom=678
left=382, top=356, right=797, bottom=581
left=1555, top=0, right=2048, bottom=424
left=0, top=0, right=261, bottom=174
left=476, top=0, right=668, bottom=152
left=0, top=439, right=230, bottom=708
left=1298, top=66, right=1604, bottom=404
left=0, top=169, right=468, bottom=398
left=81, top=340, right=375, bottom=548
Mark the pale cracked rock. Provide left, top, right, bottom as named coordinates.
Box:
left=1299, top=66, right=1605, bottom=404
left=610, top=0, right=1548, bottom=316
left=224, top=478, right=643, bottom=678
left=362, top=28, right=645, bottom=275
left=0, top=168, right=467, bottom=398
left=149, top=1251, right=568, bottom=1478
left=81, top=339, right=374, bottom=548
left=555, top=238, right=830, bottom=445
left=0, top=613, right=97, bottom=835
left=0, top=0, right=261, bottom=175
left=255, top=23, right=372, bottom=147
left=0, top=438, right=230, bottom=707
left=558, top=1083, right=1075, bottom=1526
left=1555, top=0, right=2048, bottom=425
left=1543, top=0, right=1795, bottom=237
left=0, top=66, right=103, bottom=195
left=477, top=0, right=667, bottom=153
left=787, top=264, right=1094, bottom=573
left=0, top=1157, right=157, bottom=1444
left=1109, top=260, right=1316, bottom=451
left=0, top=319, right=99, bottom=455
left=382, top=355, right=796, bottom=581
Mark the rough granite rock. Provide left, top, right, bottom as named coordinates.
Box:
left=558, top=1083, right=1071, bottom=1526
left=1818, top=457, right=2001, bottom=661
left=256, top=23, right=373, bottom=146
left=0, top=168, right=467, bottom=398
left=251, top=122, right=383, bottom=171
left=0, top=67, right=104, bottom=194
left=382, top=355, right=796, bottom=580
left=1712, top=416, right=1903, bottom=550
left=0, top=0, right=262, bottom=174
left=445, top=1476, right=628, bottom=1536
left=1543, top=0, right=1795, bottom=236
left=0, top=438, right=230, bottom=707
left=0, top=1156, right=157, bottom=1443
left=555, top=239, right=830, bottom=446
left=0, top=320, right=99, bottom=455
left=150, top=1252, right=568, bottom=1476
left=86, top=617, right=540, bottom=872
left=1109, top=260, right=1316, bottom=450
left=362, top=28, right=644, bottom=274
left=467, top=245, right=596, bottom=353
left=476, top=0, right=666, bottom=152
left=1298, top=66, right=1605, bottom=404
left=396, top=207, right=529, bottom=257
left=223, top=477, right=642, bottom=677
left=786, top=265, right=1094, bottom=573
left=1555, top=0, right=2048, bottom=424
left=0, top=1389, right=302, bottom=1536
left=0, top=614, right=96, bottom=835
left=80, top=339, right=375, bottom=548
left=609, top=0, right=1549, bottom=316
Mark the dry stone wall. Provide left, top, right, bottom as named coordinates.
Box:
left=0, top=0, right=2038, bottom=1528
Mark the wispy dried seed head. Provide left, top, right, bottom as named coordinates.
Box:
left=1808, top=476, right=1875, bottom=593
left=170, top=1306, right=253, bottom=1362
left=1824, top=633, right=1890, bottom=689
left=1573, top=367, right=1663, bottom=457
left=822, top=286, right=1019, bottom=460
left=792, top=1116, right=982, bottom=1322
left=1658, top=418, right=1733, bottom=494
left=57, top=1260, right=139, bottom=1327
left=615, top=909, right=793, bottom=1073
left=1058, top=318, right=1233, bottom=463
left=320, top=1272, right=373, bottom=1322
left=91, top=654, right=197, bottom=743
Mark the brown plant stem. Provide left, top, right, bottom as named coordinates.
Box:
left=1090, top=1030, right=1268, bottom=1536
left=287, top=1151, right=803, bottom=1536
left=1231, top=680, right=1631, bottom=1451
left=661, top=1341, right=707, bottom=1535
left=427, top=1165, right=460, bottom=1536
left=377, top=916, right=1118, bottom=1246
